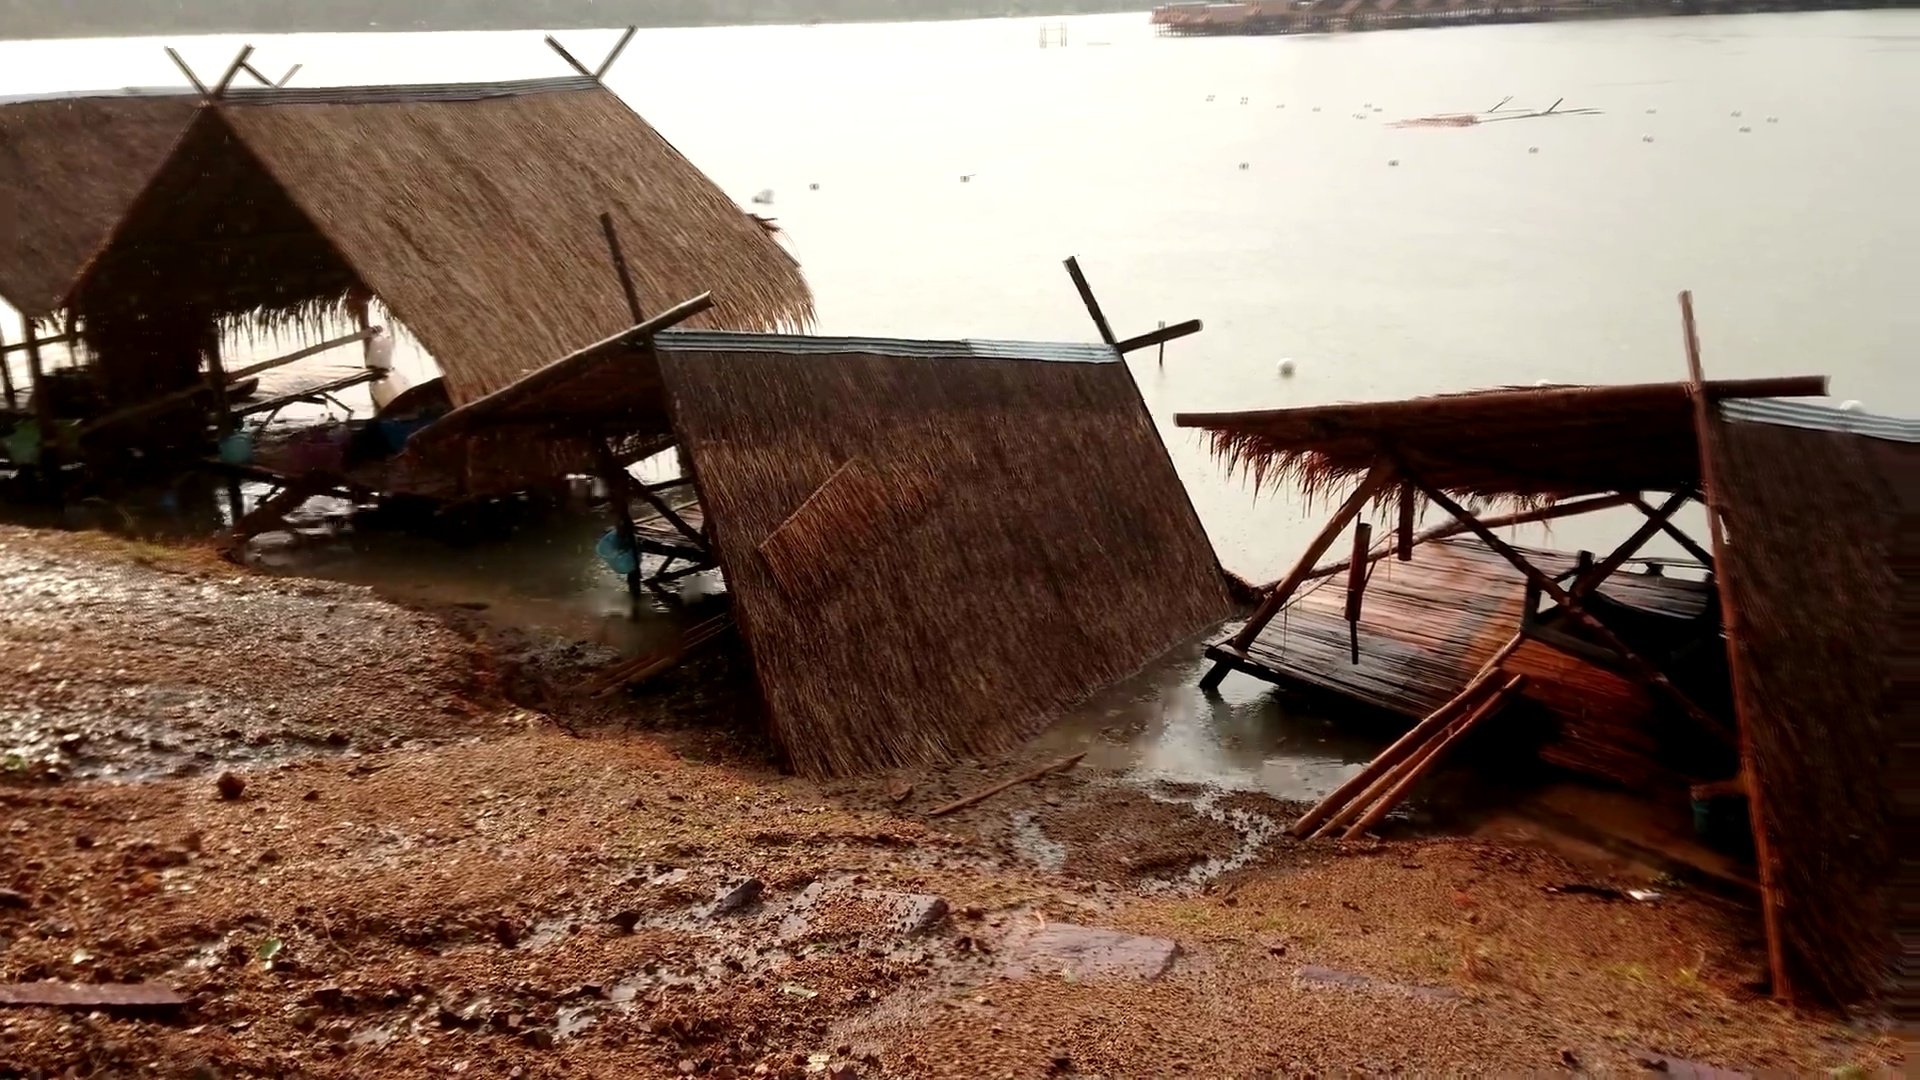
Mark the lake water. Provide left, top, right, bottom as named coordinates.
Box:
left=3, top=11, right=1916, bottom=793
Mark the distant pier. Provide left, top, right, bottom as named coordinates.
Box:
left=1151, top=0, right=1908, bottom=36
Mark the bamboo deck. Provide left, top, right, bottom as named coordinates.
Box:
left=1206, top=537, right=1709, bottom=719
left=632, top=500, right=706, bottom=558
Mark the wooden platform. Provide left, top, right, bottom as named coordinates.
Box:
left=1205, top=537, right=1710, bottom=719
left=632, top=499, right=706, bottom=559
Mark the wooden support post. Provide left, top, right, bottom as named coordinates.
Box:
left=600, top=213, right=645, bottom=323
left=1399, top=463, right=1735, bottom=744
left=1156, top=321, right=1166, bottom=368
left=1344, top=522, right=1370, bottom=663
left=545, top=35, right=594, bottom=77
left=202, top=337, right=243, bottom=522
left=1341, top=675, right=1527, bottom=839
left=632, top=478, right=706, bottom=548
left=23, top=319, right=59, bottom=500
left=0, top=316, right=15, bottom=412
left=1202, top=464, right=1394, bottom=690
left=591, top=431, right=643, bottom=599
left=1571, top=489, right=1688, bottom=596
left=1062, top=257, right=1117, bottom=346
left=165, top=47, right=210, bottom=96
left=1290, top=634, right=1520, bottom=836
left=595, top=26, right=638, bottom=79
left=211, top=45, right=255, bottom=98
left=1629, top=494, right=1715, bottom=568
left=1396, top=484, right=1415, bottom=561
left=1678, top=289, right=1789, bottom=1003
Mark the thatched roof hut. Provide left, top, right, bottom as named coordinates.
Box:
left=0, top=90, right=197, bottom=320
left=412, top=329, right=1233, bottom=776
left=1179, top=380, right=1908, bottom=1007
left=64, top=76, right=813, bottom=406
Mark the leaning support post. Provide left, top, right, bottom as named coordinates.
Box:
left=591, top=430, right=643, bottom=599
left=1679, top=289, right=1789, bottom=1004
left=0, top=317, right=15, bottom=412
left=1341, top=675, right=1528, bottom=839
left=1200, top=463, right=1394, bottom=690
left=1399, top=461, right=1735, bottom=744
left=1570, top=489, right=1689, bottom=596
left=1396, top=484, right=1415, bottom=561
left=202, top=337, right=243, bottom=522
left=1629, top=494, right=1715, bottom=568
left=1062, top=256, right=1117, bottom=345
left=164, top=48, right=210, bottom=96
left=1344, top=522, right=1371, bottom=663
left=545, top=35, right=594, bottom=77
left=600, top=213, right=645, bottom=323
left=596, top=26, right=638, bottom=79
left=211, top=45, right=255, bottom=98
left=23, top=319, right=60, bottom=501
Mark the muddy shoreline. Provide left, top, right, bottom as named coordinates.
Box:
left=0, top=526, right=1900, bottom=1077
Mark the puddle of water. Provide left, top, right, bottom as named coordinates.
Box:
left=1008, top=810, right=1067, bottom=873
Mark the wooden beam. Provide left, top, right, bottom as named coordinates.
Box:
left=1570, top=489, right=1689, bottom=596
left=1202, top=463, right=1395, bottom=693
left=1396, top=484, right=1415, bottom=561
left=1113, top=319, right=1202, bottom=355
left=1679, top=290, right=1790, bottom=1004
left=1399, top=462, right=1735, bottom=744
left=277, top=63, right=303, bottom=88
left=1344, top=522, right=1371, bottom=663
left=545, top=35, right=594, bottom=77
left=165, top=47, right=209, bottom=96
left=1341, top=675, right=1527, bottom=839
left=596, top=26, right=638, bottom=79
left=409, top=293, right=713, bottom=448
left=1062, top=257, right=1117, bottom=346
left=224, top=327, right=381, bottom=383
left=231, top=369, right=382, bottom=419
left=1297, top=492, right=1636, bottom=587
left=631, top=481, right=706, bottom=549
left=1, top=331, right=78, bottom=355
left=211, top=45, right=255, bottom=98
left=1629, top=495, right=1714, bottom=568
left=600, top=213, right=644, bottom=323
left=0, top=317, right=14, bottom=412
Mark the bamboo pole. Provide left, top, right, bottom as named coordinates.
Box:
left=1679, top=290, right=1790, bottom=1004
left=1290, top=492, right=1634, bottom=588
left=1570, top=489, right=1689, bottom=596
left=1288, top=633, right=1521, bottom=836
left=225, top=327, right=381, bottom=383
left=1400, top=464, right=1735, bottom=744
left=929, top=753, right=1087, bottom=817
left=1629, top=494, right=1715, bottom=568
left=1396, top=483, right=1415, bottom=561
left=1341, top=675, right=1527, bottom=839
left=1344, top=521, right=1371, bottom=663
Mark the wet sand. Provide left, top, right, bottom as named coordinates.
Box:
left=0, top=525, right=1900, bottom=1076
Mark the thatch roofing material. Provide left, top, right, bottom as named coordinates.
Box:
left=1704, top=399, right=1915, bottom=1005
left=68, top=77, right=813, bottom=406
left=1176, top=377, right=1827, bottom=502
left=654, top=332, right=1231, bottom=776
left=0, top=91, right=197, bottom=318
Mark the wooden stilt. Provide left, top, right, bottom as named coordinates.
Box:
left=23, top=319, right=60, bottom=502
left=1289, top=633, right=1521, bottom=837
left=1340, top=675, right=1527, bottom=839
left=1344, top=522, right=1371, bottom=663
left=202, top=336, right=243, bottom=523
left=1396, top=484, right=1415, bottom=561
left=0, top=316, right=16, bottom=412
left=591, top=431, right=643, bottom=599
left=1571, top=489, right=1689, bottom=595
left=1628, top=494, right=1715, bottom=568
left=1399, top=464, right=1734, bottom=744
left=1678, top=290, right=1790, bottom=1004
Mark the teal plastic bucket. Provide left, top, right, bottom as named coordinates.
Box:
left=596, top=528, right=638, bottom=577
left=217, top=430, right=254, bottom=466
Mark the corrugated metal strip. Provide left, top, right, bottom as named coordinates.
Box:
left=1721, top=399, right=1920, bottom=443
left=653, top=330, right=1119, bottom=365
left=222, top=76, right=600, bottom=107
left=0, top=87, right=197, bottom=107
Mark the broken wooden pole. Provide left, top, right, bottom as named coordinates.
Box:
left=1396, top=484, right=1415, bottom=561
left=545, top=35, right=594, bottom=77
left=929, top=752, right=1087, bottom=817
left=1062, top=257, right=1117, bottom=346
left=224, top=327, right=381, bottom=383
left=210, top=45, right=255, bottom=98
left=1289, top=633, right=1522, bottom=837
left=1113, top=318, right=1203, bottom=356
left=1399, top=463, right=1734, bottom=744
left=164, top=47, right=209, bottom=96
left=1629, top=494, right=1715, bottom=568
left=1570, top=489, right=1688, bottom=595
left=1341, top=674, right=1527, bottom=839
left=1345, top=521, right=1371, bottom=663
left=596, top=26, right=639, bottom=79
left=1678, top=289, right=1789, bottom=1004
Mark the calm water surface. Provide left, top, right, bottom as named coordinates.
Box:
left=3, top=12, right=1915, bottom=793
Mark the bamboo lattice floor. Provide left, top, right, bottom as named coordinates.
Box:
left=1207, top=538, right=1711, bottom=719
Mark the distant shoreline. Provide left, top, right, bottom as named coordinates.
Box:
left=3, top=3, right=1146, bottom=42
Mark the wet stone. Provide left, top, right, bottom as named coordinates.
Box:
left=713, top=877, right=766, bottom=916
left=0, top=888, right=30, bottom=909
left=878, top=892, right=949, bottom=936
left=1002, top=923, right=1180, bottom=981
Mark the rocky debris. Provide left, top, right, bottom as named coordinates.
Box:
left=1293, top=965, right=1461, bottom=1002
left=881, top=892, right=949, bottom=937
left=0, top=889, right=30, bottom=910
left=713, top=878, right=766, bottom=916
left=214, top=772, right=247, bottom=800
left=1001, top=923, right=1180, bottom=981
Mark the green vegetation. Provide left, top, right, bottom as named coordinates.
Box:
left=2, top=1, right=1144, bottom=40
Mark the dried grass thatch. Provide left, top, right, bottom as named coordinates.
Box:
left=1703, top=399, right=1916, bottom=1005
left=1176, top=377, right=1828, bottom=504
left=67, top=77, right=813, bottom=407
left=652, top=333, right=1231, bottom=777
left=0, top=91, right=197, bottom=318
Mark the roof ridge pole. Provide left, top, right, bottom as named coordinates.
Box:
left=210, top=45, right=255, bottom=99
left=164, top=47, right=210, bottom=97
left=596, top=26, right=639, bottom=80
left=1679, top=289, right=1791, bottom=1005
left=545, top=35, right=595, bottom=78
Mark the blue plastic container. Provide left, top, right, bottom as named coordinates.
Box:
left=595, top=528, right=638, bottom=577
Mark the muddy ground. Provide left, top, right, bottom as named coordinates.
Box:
left=0, top=526, right=1902, bottom=1078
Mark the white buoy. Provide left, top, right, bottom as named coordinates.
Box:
left=1240, top=96, right=1249, bottom=105
left=1278, top=359, right=1296, bottom=377
left=1646, top=107, right=1658, bottom=115
left=1312, top=106, right=1321, bottom=112
left=1643, top=134, right=1655, bottom=143
left=961, top=174, right=973, bottom=183
left=1206, top=94, right=1215, bottom=102
left=1839, top=399, right=1863, bottom=412
left=1732, top=110, right=1742, bottom=117
left=1239, top=162, right=1250, bottom=170
left=1739, top=126, right=1751, bottom=133
left=1388, top=159, right=1399, bottom=166
left=1767, top=116, right=1779, bottom=124
left=808, top=182, right=820, bottom=191
left=751, top=189, right=774, bottom=205
left=1528, top=146, right=1539, bottom=154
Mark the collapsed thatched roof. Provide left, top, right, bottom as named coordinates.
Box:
left=0, top=90, right=197, bottom=318
left=67, top=76, right=813, bottom=405
left=659, top=332, right=1230, bottom=775
left=1176, top=377, right=1829, bottom=502
left=1702, top=397, right=1915, bottom=1005
left=413, top=330, right=1228, bottom=774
